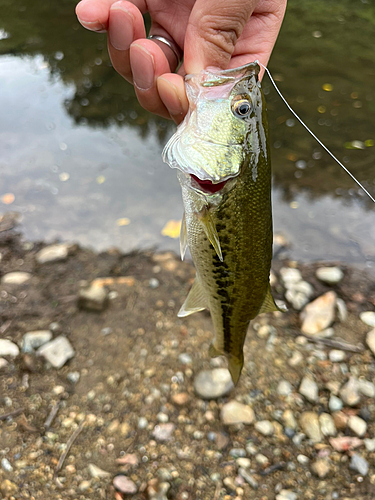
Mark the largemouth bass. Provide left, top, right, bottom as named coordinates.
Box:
left=163, top=62, right=281, bottom=385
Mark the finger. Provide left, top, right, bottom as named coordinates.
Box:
left=184, top=0, right=257, bottom=74
left=107, top=1, right=146, bottom=83
left=76, top=0, right=146, bottom=32
left=157, top=74, right=188, bottom=124
left=148, top=22, right=183, bottom=74
left=130, top=40, right=172, bottom=118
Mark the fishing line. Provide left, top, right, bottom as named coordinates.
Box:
left=257, top=61, right=375, bottom=204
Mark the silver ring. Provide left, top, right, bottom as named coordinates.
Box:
left=147, top=35, right=183, bottom=67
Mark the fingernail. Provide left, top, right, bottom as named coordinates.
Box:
left=131, top=44, right=154, bottom=91
left=109, top=2, right=134, bottom=50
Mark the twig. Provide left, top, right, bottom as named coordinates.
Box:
left=301, top=334, right=364, bottom=353
left=213, top=482, right=221, bottom=500
left=0, top=408, right=24, bottom=421
left=44, top=402, right=61, bottom=429
left=55, top=419, right=85, bottom=475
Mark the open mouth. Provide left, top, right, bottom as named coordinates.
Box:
left=190, top=175, right=228, bottom=194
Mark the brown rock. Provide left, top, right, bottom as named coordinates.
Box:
left=311, top=459, right=331, bottom=478
left=216, top=432, right=230, bottom=450
left=172, top=393, right=190, bottom=406
left=332, top=411, right=348, bottom=430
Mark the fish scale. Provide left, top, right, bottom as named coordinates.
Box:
left=163, top=62, right=280, bottom=384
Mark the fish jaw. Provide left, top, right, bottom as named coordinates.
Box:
left=162, top=62, right=265, bottom=184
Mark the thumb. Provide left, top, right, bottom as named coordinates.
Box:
left=184, top=0, right=257, bottom=74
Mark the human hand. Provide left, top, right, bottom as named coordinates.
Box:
left=76, top=0, right=287, bottom=123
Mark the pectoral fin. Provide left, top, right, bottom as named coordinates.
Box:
left=180, top=212, right=188, bottom=261
left=197, top=210, right=223, bottom=262
left=258, top=284, right=286, bottom=314
left=178, top=278, right=207, bottom=317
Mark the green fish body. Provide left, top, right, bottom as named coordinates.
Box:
left=163, top=62, right=280, bottom=384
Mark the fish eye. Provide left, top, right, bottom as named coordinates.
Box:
left=232, top=99, right=252, bottom=119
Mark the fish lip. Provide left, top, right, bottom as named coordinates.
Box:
left=190, top=175, right=228, bottom=194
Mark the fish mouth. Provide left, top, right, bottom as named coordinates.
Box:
left=190, top=174, right=228, bottom=194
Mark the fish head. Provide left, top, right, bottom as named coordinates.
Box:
left=162, top=62, right=267, bottom=190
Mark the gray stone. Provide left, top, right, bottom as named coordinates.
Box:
left=149, top=278, right=160, bottom=289
left=316, top=266, right=343, bottom=285
left=1, top=458, right=13, bottom=472
left=78, top=286, right=109, bottom=312
left=311, top=458, right=331, bottom=478
left=194, top=368, right=234, bottom=399
left=1, top=272, right=31, bottom=285
left=350, top=454, right=369, bottom=476
left=138, top=417, right=148, bottom=429
left=67, top=371, right=80, bottom=384
left=238, top=468, right=258, bottom=489
left=22, top=330, right=52, bottom=353
left=178, top=353, right=192, bottom=365
left=285, top=280, right=314, bottom=310
left=300, top=291, right=337, bottom=334
left=364, top=438, right=375, bottom=452
left=348, top=415, right=367, bottom=437
left=299, top=375, right=319, bottom=402
left=366, top=329, right=375, bottom=355
left=336, top=298, right=348, bottom=322
left=113, top=475, right=138, bottom=494
left=0, top=339, right=19, bottom=357
left=221, top=401, right=254, bottom=425
left=229, top=448, right=246, bottom=458
left=340, top=378, right=361, bottom=406
left=277, top=380, right=293, bottom=396
left=360, top=311, right=375, bottom=327
left=37, top=335, right=74, bottom=368
left=36, top=243, right=70, bottom=264
left=88, top=463, right=111, bottom=478
left=319, top=413, right=336, bottom=436
left=329, top=349, right=346, bottom=363
left=152, top=423, right=175, bottom=441
left=255, top=420, right=274, bottom=436
left=329, top=395, right=343, bottom=412
left=297, top=454, right=309, bottom=464
left=280, top=267, right=303, bottom=286
left=276, top=490, right=297, bottom=500
left=300, top=412, right=322, bottom=442
left=358, top=379, right=375, bottom=398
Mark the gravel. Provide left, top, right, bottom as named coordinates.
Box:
left=299, top=375, right=319, bottom=402
left=194, top=368, right=234, bottom=399
left=254, top=420, right=274, bottom=436
left=299, top=412, right=322, bottom=442
left=348, top=415, right=367, bottom=437
left=340, top=377, right=361, bottom=406
left=221, top=401, right=255, bottom=425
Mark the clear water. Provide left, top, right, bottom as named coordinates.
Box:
left=0, top=0, right=374, bottom=266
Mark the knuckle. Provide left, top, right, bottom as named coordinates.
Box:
left=196, top=12, right=247, bottom=56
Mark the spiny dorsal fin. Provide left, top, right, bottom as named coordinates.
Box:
left=178, top=277, right=207, bottom=317
left=197, top=209, right=223, bottom=262
left=180, top=212, right=188, bottom=261
left=258, top=284, right=286, bottom=314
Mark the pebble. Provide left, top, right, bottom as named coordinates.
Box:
left=38, top=335, right=75, bottom=368
left=364, top=438, right=375, bottom=452
left=329, top=349, right=346, bottom=362
left=229, top=448, right=246, bottom=458
left=113, top=475, right=138, bottom=494
left=285, top=280, right=314, bottom=310
left=299, top=375, right=319, bottom=402
left=149, top=278, right=159, bottom=289
left=350, top=454, right=369, bottom=476
left=366, top=329, right=375, bottom=355
left=0, top=339, right=19, bottom=357
left=280, top=267, right=303, bottom=285
left=300, top=291, right=336, bottom=334
left=257, top=324, right=276, bottom=339
left=336, top=298, right=348, bottom=322
left=157, top=412, right=169, bottom=423
left=223, top=477, right=236, bottom=492
left=238, top=467, right=258, bottom=489
left=319, top=413, right=336, bottom=437
left=178, top=353, right=192, bottom=365
left=329, top=395, right=343, bottom=412
left=22, top=330, right=52, bottom=353
left=255, top=420, right=274, bottom=436
left=329, top=436, right=363, bottom=452
left=152, top=423, right=175, bottom=441
left=221, top=401, right=255, bottom=425
left=1, top=272, right=31, bottom=285
left=311, top=458, right=331, bottom=478
left=78, top=285, right=109, bottom=311
left=88, top=463, right=111, bottom=478
left=79, top=480, right=91, bottom=492
left=348, top=415, right=367, bottom=437
left=340, top=378, right=361, bottom=406
left=299, top=412, right=322, bottom=442
left=297, top=454, right=309, bottom=464
left=171, top=393, right=189, bottom=405
left=36, top=243, right=70, bottom=264
left=316, top=266, right=343, bottom=285
left=288, top=351, right=303, bottom=367
left=194, top=368, right=234, bottom=399
left=277, top=380, right=293, bottom=396
left=236, top=458, right=251, bottom=469
left=332, top=411, right=348, bottom=430
left=358, top=379, right=375, bottom=398
left=255, top=454, right=269, bottom=465
left=138, top=417, right=148, bottom=429
left=1, top=458, right=13, bottom=472
left=276, top=490, right=297, bottom=500
left=0, top=358, right=8, bottom=370
left=360, top=311, right=375, bottom=327
left=283, top=410, right=298, bottom=430
left=0, top=479, right=18, bottom=496
left=67, top=371, right=80, bottom=383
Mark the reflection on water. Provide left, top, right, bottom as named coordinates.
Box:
left=0, top=0, right=374, bottom=265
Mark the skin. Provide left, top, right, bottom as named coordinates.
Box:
left=75, top=0, right=287, bottom=123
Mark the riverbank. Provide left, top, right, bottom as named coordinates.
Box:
left=1, top=223, right=375, bottom=499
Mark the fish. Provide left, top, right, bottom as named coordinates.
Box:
left=162, top=62, right=282, bottom=385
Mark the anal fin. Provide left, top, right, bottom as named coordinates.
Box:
left=258, top=284, right=286, bottom=314
left=178, top=278, right=207, bottom=317
left=180, top=212, right=188, bottom=261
